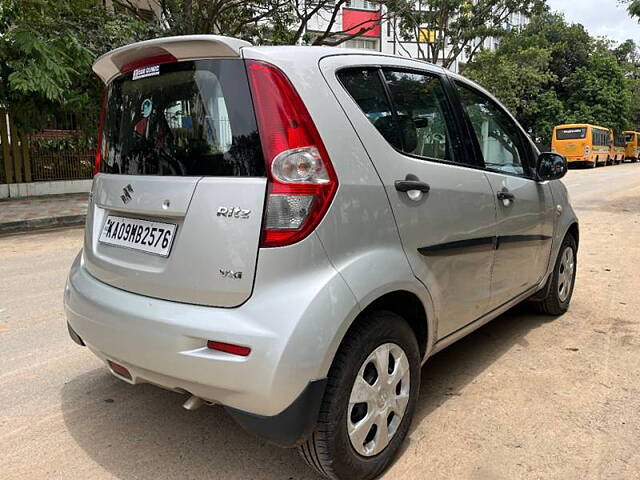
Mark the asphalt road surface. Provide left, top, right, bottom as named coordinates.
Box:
left=2, top=163, right=640, bottom=479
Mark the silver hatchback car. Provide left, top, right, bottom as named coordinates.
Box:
left=65, top=35, right=578, bottom=479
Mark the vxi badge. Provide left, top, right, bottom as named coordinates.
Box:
left=220, top=269, right=243, bottom=279
left=216, top=206, right=251, bottom=219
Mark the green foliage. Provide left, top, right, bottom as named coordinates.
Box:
left=564, top=49, right=630, bottom=131
left=627, top=0, right=640, bottom=18
left=465, top=42, right=561, bottom=144
left=30, top=135, right=96, bottom=153
left=3, top=0, right=640, bottom=155
left=465, top=11, right=638, bottom=147
left=152, top=0, right=415, bottom=47
left=154, top=0, right=298, bottom=44
left=0, top=0, right=160, bottom=135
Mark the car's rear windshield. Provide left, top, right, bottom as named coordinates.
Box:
left=556, top=127, right=586, bottom=140
left=100, top=59, right=265, bottom=177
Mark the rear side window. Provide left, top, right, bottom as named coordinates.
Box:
left=101, top=59, right=264, bottom=177
left=382, top=70, right=459, bottom=163
left=338, top=67, right=462, bottom=164
left=556, top=128, right=586, bottom=140
left=337, top=68, right=401, bottom=149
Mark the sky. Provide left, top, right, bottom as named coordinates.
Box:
left=547, top=0, right=640, bottom=45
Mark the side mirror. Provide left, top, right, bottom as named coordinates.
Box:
left=536, top=152, right=567, bottom=181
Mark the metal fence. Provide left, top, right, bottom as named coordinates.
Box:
left=0, top=108, right=96, bottom=185
left=29, top=148, right=94, bottom=182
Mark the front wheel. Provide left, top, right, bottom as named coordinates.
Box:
left=534, top=234, right=577, bottom=315
left=299, top=311, right=421, bottom=480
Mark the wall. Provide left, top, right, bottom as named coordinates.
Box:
left=0, top=179, right=92, bottom=199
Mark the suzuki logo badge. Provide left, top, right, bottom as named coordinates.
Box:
left=120, top=184, right=134, bottom=204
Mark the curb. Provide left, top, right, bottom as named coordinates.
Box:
left=0, top=214, right=86, bottom=235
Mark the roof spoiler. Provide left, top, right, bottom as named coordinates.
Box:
left=92, top=35, right=252, bottom=84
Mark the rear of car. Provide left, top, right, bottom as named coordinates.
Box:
left=64, top=36, right=361, bottom=445
left=65, top=35, right=579, bottom=480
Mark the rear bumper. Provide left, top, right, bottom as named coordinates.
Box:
left=64, top=242, right=358, bottom=442
left=67, top=320, right=326, bottom=447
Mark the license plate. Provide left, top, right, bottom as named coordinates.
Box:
left=99, top=215, right=177, bottom=257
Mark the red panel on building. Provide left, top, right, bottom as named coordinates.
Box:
left=342, top=8, right=381, bottom=38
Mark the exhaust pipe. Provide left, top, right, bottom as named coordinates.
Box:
left=182, top=395, right=206, bottom=411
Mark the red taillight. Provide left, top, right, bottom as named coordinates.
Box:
left=246, top=60, right=338, bottom=248
left=94, top=89, right=108, bottom=176
left=207, top=340, right=251, bottom=357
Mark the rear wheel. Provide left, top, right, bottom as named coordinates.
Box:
left=534, top=234, right=577, bottom=315
left=299, top=311, right=420, bottom=480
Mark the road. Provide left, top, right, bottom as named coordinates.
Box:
left=2, top=163, right=640, bottom=479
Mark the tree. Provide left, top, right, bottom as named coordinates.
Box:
left=564, top=48, right=630, bottom=132
left=392, top=0, right=545, bottom=68
left=0, top=0, right=159, bottom=134
left=612, top=39, right=640, bottom=129
left=464, top=32, right=563, bottom=145
left=291, top=0, right=411, bottom=46
left=140, top=0, right=295, bottom=43
left=626, top=0, right=640, bottom=19
left=124, top=0, right=415, bottom=47
left=464, top=11, right=635, bottom=147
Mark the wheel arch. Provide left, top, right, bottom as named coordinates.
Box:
left=567, top=221, right=579, bottom=247
left=322, top=287, right=434, bottom=379
left=359, top=290, right=429, bottom=360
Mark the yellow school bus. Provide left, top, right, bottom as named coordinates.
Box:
left=552, top=124, right=610, bottom=168
left=610, top=130, right=626, bottom=165
left=623, top=130, right=640, bottom=162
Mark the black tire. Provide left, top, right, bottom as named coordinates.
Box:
left=299, top=311, right=421, bottom=480
left=535, top=234, right=577, bottom=315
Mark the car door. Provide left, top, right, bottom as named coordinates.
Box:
left=331, top=62, right=497, bottom=339
left=453, top=79, right=555, bottom=308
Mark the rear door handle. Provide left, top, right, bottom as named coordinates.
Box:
left=394, top=180, right=430, bottom=193
left=497, top=191, right=515, bottom=201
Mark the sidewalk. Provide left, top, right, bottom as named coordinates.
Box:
left=0, top=193, right=88, bottom=234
